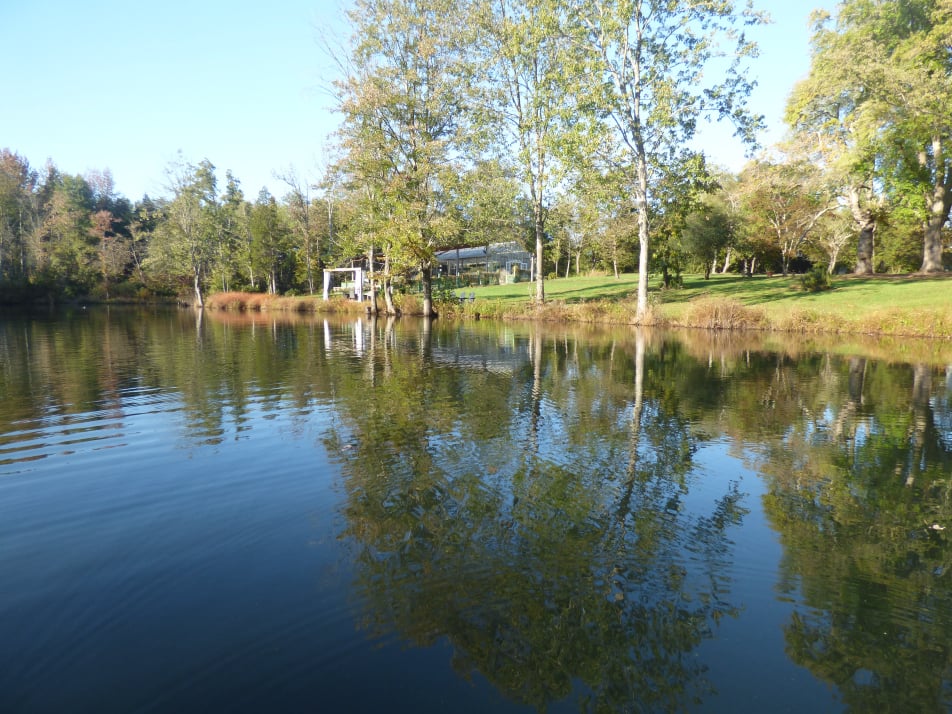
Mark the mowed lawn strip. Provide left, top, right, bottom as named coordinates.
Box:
left=465, top=273, right=952, bottom=334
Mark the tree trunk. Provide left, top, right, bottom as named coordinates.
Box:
left=368, top=245, right=378, bottom=316
left=922, top=211, right=948, bottom=273
left=922, top=211, right=947, bottom=273
left=722, top=246, right=732, bottom=273
left=921, top=137, right=951, bottom=273
left=305, top=236, right=314, bottom=296
left=383, top=255, right=397, bottom=315
left=849, top=185, right=876, bottom=275
left=633, top=160, right=650, bottom=320
left=193, top=272, right=204, bottom=308
left=421, top=263, right=436, bottom=318
left=383, top=276, right=396, bottom=315
left=534, top=212, right=545, bottom=304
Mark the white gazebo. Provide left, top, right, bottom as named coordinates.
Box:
left=322, top=267, right=365, bottom=301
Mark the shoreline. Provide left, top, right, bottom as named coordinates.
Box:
left=5, top=272, right=950, bottom=342
left=195, top=289, right=952, bottom=342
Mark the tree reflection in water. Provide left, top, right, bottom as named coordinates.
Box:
left=752, top=356, right=952, bottom=712
left=663, top=329, right=952, bottom=711
left=326, top=320, right=747, bottom=711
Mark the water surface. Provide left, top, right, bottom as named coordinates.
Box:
left=1, top=307, right=951, bottom=712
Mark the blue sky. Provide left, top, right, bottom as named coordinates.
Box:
left=1, top=0, right=835, bottom=202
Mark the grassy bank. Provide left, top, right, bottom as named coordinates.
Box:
left=452, top=272, right=952, bottom=338
left=204, top=273, right=952, bottom=339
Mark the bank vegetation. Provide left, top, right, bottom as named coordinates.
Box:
left=200, top=272, right=952, bottom=341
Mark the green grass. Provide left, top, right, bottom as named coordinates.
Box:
left=461, top=272, right=952, bottom=337
left=470, top=274, right=643, bottom=303
left=658, top=273, right=951, bottom=318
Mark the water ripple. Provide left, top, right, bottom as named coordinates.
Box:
left=0, top=386, right=183, bottom=471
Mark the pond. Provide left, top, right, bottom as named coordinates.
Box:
left=1, top=307, right=951, bottom=713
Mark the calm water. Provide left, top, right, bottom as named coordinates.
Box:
left=1, top=307, right=951, bottom=713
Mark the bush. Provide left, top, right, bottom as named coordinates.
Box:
left=800, top=266, right=832, bottom=292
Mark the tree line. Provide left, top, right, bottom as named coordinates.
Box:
left=2, top=0, right=949, bottom=310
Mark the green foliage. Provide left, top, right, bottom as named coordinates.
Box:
left=572, top=0, right=766, bottom=316
left=9, top=0, right=952, bottom=304
left=876, top=211, right=927, bottom=273
left=682, top=200, right=732, bottom=278
left=249, top=189, right=293, bottom=294
left=738, top=156, right=834, bottom=276
left=146, top=156, right=220, bottom=304
left=468, top=0, right=592, bottom=303
left=334, top=0, right=471, bottom=315
left=795, top=0, right=952, bottom=273
left=800, top=265, right=833, bottom=292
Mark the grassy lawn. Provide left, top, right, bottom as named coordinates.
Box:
left=215, top=271, right=952, bottom=338
left=467, top=272, right=952, bottom=325
left=466, top=273, right=642, bottom=304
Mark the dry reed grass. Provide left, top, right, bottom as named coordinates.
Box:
left=205, top=291, right=366, bottom=314
left=851, top=308, right=952, bottom=339
left=205, top=291, right=252, bottom=310
left=674, top=298, right=768, bottom=331
left=395, top=293, right=422, bottom=315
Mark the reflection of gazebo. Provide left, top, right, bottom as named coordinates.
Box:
left=322, top=267, right=366, bottom=301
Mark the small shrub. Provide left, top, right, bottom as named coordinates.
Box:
left=800, top=266, right=832, bottom=292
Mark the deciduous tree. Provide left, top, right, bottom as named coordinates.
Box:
left=739, top=157, right=834, bottom=276
left=795, top=0, right=952, bottom=273
left=148, top=157, right=219, bottom=306
left=250, top=189, right=292, bottom=295
left=336, top=0, right=469, bottom=317
left=0, top=149, right=38, bottom=283
left=470, top=0, right=585, bottom=303
left=571, top=0, right=765, bottom=318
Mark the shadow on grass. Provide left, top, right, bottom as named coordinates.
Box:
left=664, top=275, right=798, bottom=305
left=547, top=283, right=638, bottom=303
left=474, top=271, right=952, bottom=308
